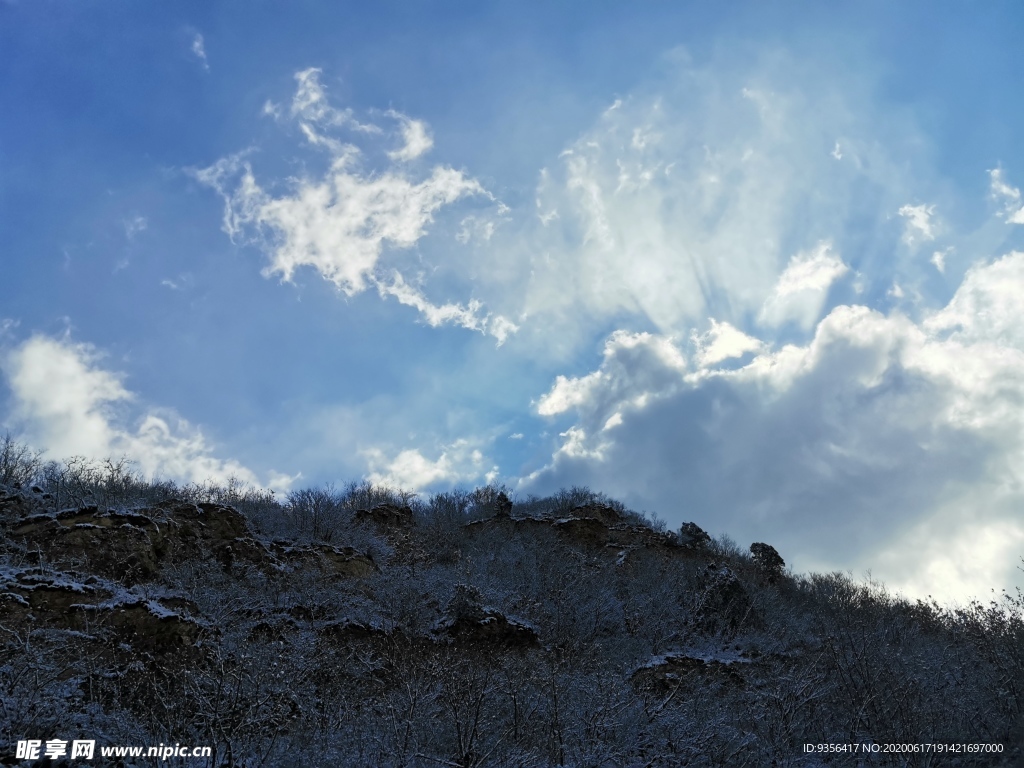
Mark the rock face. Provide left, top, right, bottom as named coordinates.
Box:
left=1, top=567, right=202, bottom=654
left=697, top=563, right=753, bottom=631
left=436, top=585, right=539, bottom=647
left=568, top=503, right=622, bottom=525
left=9, top=501, right=254, bottom=584
left=269, top=541, right=376, bottom=577
left=7, top=498, right=378, bottom=585
left=679, top=521, right=712, bottom=550
left=354, top=502, right=414, bottom=529
left=1, top=491, right=379, bottom=666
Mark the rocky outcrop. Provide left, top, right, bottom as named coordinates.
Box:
left=354, top=502, right=414, bottom=528
left=568, top=502, right=623, bottom=525
left=679, top=521, right=712, bottom=550
left=269, top=541, right=376, bottom=577
left=8, top=500, right=376, bottom=584
left=1, top=566, right=202, bottom=653
left=435, top=584, right=540, bottom=648
left=696, top=563, right=753, bottom=631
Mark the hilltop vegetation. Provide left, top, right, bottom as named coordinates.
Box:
left=0, top=436, right=1022, bottom=767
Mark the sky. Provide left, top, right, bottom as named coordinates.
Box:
left=3, top=1, right=1024, bottom=604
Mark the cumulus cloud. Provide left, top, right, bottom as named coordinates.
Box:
left=194, top=68, right=514, bottom=342
left=758, top=242, right=849, bottom=331
left=1, top=335, right=292, bottom=491
left=692, top=319, right=764, bottom=368
left=363, top=438, right=497, bottom=492
left=525, top=252, right=1024, bottom=603
left=537, top=330, right=687, bottom=419
left=989, top=168, right=1024, bottom=224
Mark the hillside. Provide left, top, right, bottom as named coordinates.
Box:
left=1, top=445, right=1022, bottom=767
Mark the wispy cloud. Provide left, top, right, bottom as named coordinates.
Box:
left=386, top=111, right=433, bottom=162
left=898, top=203, right=937, bottom=245
left=123, top=215, right=148, bottom=240
left=193, top=69, right=514, bottom=343
left=989, top=168, right=1024, bottom=224
left=375, top=271, right=518, bottom=345
left=191, top=33, right=209, bottom=70
left=931, top=247, right=951, bottom=274
left=521, top=54, right=927, bottom=350
left=758, top=242, right=849, bottom=331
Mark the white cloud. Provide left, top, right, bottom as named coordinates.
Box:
left=195, top=151, right=483, bottom=299
left=524, top=252, right=1024, bottom=603
left=758, top=242, right=849, bottom=330
left=1, top=335, right=291, bottom=491
left=193, top=70, right=515, bottom=342
left=898, top=203, right=937, bottom=245
left=926, top=251, right=1024, bottom=341
left=692, top=319, right=764, bottom=368
left=536, top=330, right=687, bottom=419
left=363, top=438, right=494, bottom=492
left=374, top=271, right=518, bottom=346
left=289, top=68, right=377, bottom=133
left=989, top=168, right=1024, bottom=224
left=519, top=54, right=926, bottom=349
left=536, top=371, right=605, bottom=417
left=387, top=111, right=433, bottom=162
left=931, top=247, right=950, bottom=274
left=191, top=33, right=209, bottom=70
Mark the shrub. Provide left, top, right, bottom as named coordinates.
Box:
left=0, top=432, right=43, bottom=488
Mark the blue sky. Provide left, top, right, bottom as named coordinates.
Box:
left=3, top=1, right=1024, bottom=603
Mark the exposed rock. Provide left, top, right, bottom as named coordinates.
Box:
left=0, top=485, right=44, bottom=524
left=355, top=503, right=414, bottom=529
left=1, top=567, right=201, bottom=653
left=12, top=508, right=166, bottom=584
left=10, top=502, right=264, bottom=584
left=553, top=516, right=611, bottom=547
left=679, top=522, right=712, bottom=550
left=316, top=544, right=376, bottom=576
left=79, top=599, right=202, bottom=652
left=270, top=541, right=376, bottom=577
left=436, top=584, right=539, bottom=647
left=697, top=564, right=753, bottom=631
left=569, top=503, right=622, bottom=525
